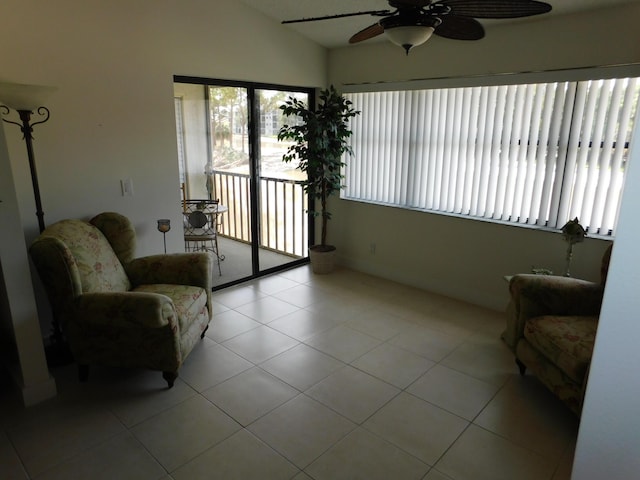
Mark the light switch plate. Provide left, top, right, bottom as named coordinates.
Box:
left=121, top=178, right=134, bottom=196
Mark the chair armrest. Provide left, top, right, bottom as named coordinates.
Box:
left=74, top=292, right=178, bottom=329
left=126, top=253, right=212, bottom=290
left=503, top=274, right=604, bottom=350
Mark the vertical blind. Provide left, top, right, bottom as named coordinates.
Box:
left=343, top=77, right=639, bottom=235
left=174, top=97, right=188, bottom=186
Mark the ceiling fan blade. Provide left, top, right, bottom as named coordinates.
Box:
left=282, top=10, right=391, bottom=24
left=439, top=0, right=552, bottom=19
left=389, top=0, right=431, bottom=7
left=434, top=15, right=485, bottom=40
left=350, top=23, right=385, bottom=44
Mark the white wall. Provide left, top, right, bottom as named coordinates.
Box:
left=330, top=200, right=611, bottom=310
left=327, top=4, right=640, bottom=310
left=571, top=69, right=640, bottom=480
left=0, top=0, right=326, bottom=252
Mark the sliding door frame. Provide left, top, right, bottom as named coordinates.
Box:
left=174, top=75, right=315, bottom=289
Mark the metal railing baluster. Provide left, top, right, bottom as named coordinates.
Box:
left=210, top=170, right=307, bottom=257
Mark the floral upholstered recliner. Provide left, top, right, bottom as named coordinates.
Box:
left=503, top=244, right=612, bottom=415
left=29, top=212, right=212, bottom=388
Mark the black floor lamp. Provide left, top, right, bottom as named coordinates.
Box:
left=0, top=82, right=56, bottom=233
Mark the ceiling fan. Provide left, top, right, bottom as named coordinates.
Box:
left=283, top=0, right=552, bottom=55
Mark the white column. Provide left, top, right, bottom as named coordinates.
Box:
left=0, top=122, right=56, bottom=406
left=571, top=96, right=640, bottom=478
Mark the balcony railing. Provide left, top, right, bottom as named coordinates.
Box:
left=212, top=170, right=309, bottom=258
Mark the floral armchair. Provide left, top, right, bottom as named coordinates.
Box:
left=503, top=244, right=612, bottom=415
left=29, top=212, right=212, bottom=387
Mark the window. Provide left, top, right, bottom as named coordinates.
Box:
left=343, top=76, right=639, bottom=235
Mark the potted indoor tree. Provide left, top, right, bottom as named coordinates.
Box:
left=277, top=85, right=359, bottom=273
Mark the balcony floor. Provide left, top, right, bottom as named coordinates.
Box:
left=211, top=236, right=304, bottom=288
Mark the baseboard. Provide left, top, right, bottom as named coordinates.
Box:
left=20, top=376, right=57, bottom=407
left=6, top=365, right=57, bottom=407
left=338, top=256, right=505, bottom=312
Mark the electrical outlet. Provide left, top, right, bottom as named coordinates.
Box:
left=370, top=242, right=376, bottom=254
left=121, top=178, right=134, bottom=196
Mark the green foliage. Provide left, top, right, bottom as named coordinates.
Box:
left=277, top=85, right=360, bottom=246
left=212, top=145, right=248, bottom=169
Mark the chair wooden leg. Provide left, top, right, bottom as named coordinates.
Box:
left=78, top=364, right=89, bottom=382
left=200, top=324, right=209, bottom=339
left=516, top=358, right=527, bottom=376
left=163, top=371, right=178, bottom=388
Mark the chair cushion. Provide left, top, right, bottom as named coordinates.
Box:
left=41, top=219, right=131, bottom=293
left=90, top=212, right=137, bottom=265
left=524, top=315, right=598, bottom=384
left=133, top=284, right=208, bottom=334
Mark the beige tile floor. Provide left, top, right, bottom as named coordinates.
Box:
left=0, top=265, right=579, bottom=480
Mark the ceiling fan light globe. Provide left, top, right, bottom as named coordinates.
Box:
left=384, top=26, right=434, bottom=54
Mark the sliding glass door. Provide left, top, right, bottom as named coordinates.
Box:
left=174, top=77, right=313, bottom=288
left=256, top=89, right=310, bottom=273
